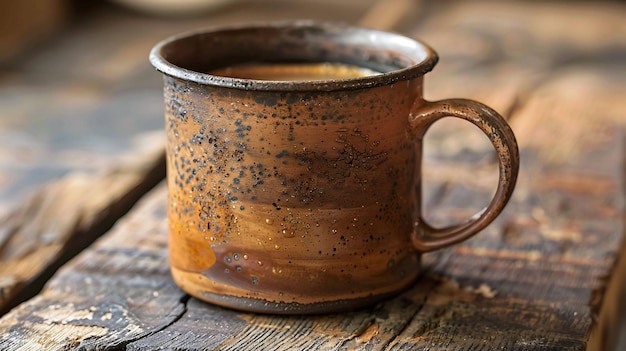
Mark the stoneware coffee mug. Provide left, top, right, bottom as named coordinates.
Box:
left=149, top=21, right=519, bottom=314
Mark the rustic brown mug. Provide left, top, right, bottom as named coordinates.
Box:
left=150, top=21, right=519, bottom=314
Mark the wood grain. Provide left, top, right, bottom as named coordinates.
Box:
left=0, top=132, right=165, bottom=315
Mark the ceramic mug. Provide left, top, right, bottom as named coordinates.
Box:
left=150, top=21, right=519, bottom=314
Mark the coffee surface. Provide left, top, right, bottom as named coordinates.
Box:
left=209, top=62, right=380, bottom=81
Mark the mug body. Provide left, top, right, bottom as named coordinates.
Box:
left=151, top=21, right=438, bottom=313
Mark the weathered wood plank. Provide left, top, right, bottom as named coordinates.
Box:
left=0, top=184, right=185, bottom=350
left=0, top=132, right=165, bottom=315
left=0, top=62, right=623, bottom=351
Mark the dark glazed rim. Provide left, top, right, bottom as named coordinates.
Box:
left=149, top=20, right=439, bottom=91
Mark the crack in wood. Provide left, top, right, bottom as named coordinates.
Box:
left=109, top=294, right=191, bottom=351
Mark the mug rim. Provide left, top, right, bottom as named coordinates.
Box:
left=149, top=20, right=439, bottom=91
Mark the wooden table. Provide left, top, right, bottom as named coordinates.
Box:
left=1, top=1, right=625, bottom=350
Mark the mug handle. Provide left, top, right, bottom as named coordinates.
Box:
left=409, top=99, right=520, bottom=252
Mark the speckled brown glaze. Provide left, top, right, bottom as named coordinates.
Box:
left=150, top=21, right=519, bottom=314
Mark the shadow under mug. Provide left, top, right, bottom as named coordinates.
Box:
left=150, top=21, right=520, bottom=314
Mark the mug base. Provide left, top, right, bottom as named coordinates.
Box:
left=171, top=257, right=422, bottom=314
left=197, top=288, right=411, bottom=315
left=171, top=269, right=421, bottom=315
